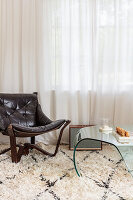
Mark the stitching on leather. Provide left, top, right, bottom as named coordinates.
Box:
left=0, top=99, right=38, bottom=125
left=5, top=99, right=37, bottom=117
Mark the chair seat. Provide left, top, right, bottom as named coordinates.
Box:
left=11, top=119, right=65, bottom=137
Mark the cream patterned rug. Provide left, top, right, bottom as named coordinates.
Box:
left=0, top=143, right=133, bottom=200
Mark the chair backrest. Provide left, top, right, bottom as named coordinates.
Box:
left=0, top=93, right=38, bottom=131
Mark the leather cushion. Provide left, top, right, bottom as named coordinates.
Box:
left=12, top=119, right=65, bottom=135
left=0, top=94, right=38, bottom=131
left=36, top=104, right=52, bottom=126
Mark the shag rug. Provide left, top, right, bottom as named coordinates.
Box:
left=0, top=143, right=133, bottom=200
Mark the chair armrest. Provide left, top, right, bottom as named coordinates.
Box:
left=36, top=104, right=52, bottom=126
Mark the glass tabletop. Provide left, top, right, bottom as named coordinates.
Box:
left=73, top=125, right=133, bottom=177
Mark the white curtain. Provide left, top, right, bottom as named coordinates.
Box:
left=92, top=0, right=133, bottom=125
left=0, top=0, right=133, bottom=144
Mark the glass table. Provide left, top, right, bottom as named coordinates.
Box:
left=73, top=125, right=133, bottom=177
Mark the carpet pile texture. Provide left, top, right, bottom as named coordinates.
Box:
left=0, top=143, right=133, bottom=200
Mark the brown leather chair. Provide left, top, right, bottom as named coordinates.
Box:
left=0, top=92, right=70, bottom=163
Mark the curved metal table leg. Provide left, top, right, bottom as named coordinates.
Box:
left=73, top=138, right=130, bottom=177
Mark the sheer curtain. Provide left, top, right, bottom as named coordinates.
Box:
left=92, top=0, right=133, bottom=125
left=0, top=0, right=133, bottom=144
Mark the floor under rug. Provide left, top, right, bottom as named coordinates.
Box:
left=0, top=143, right=133, bottom=200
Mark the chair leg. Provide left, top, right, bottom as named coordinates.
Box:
left=53, top=120, right=71, bottom=156
left=24, top=120, right=71, bottom=157
left=17, top=145, right=25, bottom=162
left=31, top=136, right=35, bottom=144
left=0, top=147, right=11, bottom=155
left=8, top=125, right=18, bottom=163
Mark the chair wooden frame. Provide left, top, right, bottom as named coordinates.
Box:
left=0, top=120, right=71, bottom=163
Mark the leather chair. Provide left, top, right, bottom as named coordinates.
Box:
left=0, top=92, right=70, bottom=163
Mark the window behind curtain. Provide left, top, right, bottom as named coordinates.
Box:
left=48, top=0, right=133, bottom=92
